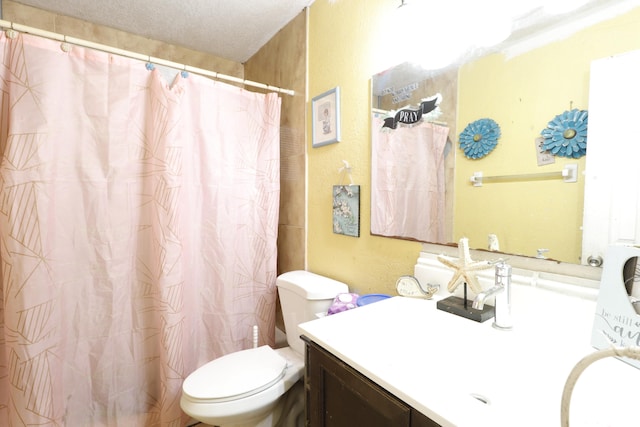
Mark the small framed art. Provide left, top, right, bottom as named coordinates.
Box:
left=312, top=87, right=341, bottom=147
left=332, top=185, right=360, bottom=237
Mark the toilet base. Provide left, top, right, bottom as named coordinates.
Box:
left=272, top=380, right=304, bottom=427
left=197, top=380, right=304, bottom=427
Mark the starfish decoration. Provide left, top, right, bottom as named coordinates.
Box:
left=437, top=237, right=493, bottom=294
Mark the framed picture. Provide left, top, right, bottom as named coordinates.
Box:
left=312, top=87, right=341, bottom=147
left=333, top=185, right=360, bottom=237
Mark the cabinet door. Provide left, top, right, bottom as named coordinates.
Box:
left=305, top=340, right=410, bottom=427
left=412, top=410, right=442, bottom=427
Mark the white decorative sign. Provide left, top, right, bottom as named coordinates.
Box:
left=591, top=245, right=640, bottom=369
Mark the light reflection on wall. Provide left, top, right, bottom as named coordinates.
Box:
left=386, top=0, right=592, bottom=71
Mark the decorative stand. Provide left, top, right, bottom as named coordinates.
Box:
left=436, top=238, right=495, bottom=323
left=436, top=282, right=495, bottom=323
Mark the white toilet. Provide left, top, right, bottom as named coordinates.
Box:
left=180, top=270, right=349, bottom=427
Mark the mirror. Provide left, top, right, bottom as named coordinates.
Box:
left=371, top=62, right=457, bottom=244
left=371, top=3, right=640, bottom=265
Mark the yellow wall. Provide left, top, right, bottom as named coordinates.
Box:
left=308, top=0, right=421, bottom=294
left=308, top=0, right=640, bottom=292
left=455, top=7, right=640, bottom=263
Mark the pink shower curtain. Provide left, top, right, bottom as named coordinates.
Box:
left=0, top=32, right=280, bottom=426
left=371, top=115, right=449, bottom=243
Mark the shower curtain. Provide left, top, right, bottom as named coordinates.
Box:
left=371, top=115, right=449, bottom=243
left=0, top=32, right=281, bottom=426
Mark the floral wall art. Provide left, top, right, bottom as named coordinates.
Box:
left=333, top=185, right=360, bottom=237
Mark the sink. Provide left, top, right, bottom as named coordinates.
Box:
left=299, top=282, right=640, bottom=426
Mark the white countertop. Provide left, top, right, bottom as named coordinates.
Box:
left=298, top=285, right=640, bottom=427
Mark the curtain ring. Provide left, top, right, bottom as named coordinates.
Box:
left=60, top=35, right=71, bottom=53
left=5, top=22, right=17, bottom=40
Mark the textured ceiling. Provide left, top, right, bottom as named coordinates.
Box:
left=8, top=0, right=315, bottom=63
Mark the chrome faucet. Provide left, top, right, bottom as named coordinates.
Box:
left=472, top=260, right=513, bottom=330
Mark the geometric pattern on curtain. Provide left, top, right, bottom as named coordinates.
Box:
left=0, top=32, right=280, bottom=426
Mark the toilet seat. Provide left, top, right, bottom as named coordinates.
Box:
left=182, top=346, right=288, bottom=403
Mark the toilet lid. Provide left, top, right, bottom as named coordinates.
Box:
left=183, top=346, right=287, bottom=402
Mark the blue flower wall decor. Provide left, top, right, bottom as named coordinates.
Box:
left=459, top=118, right=501, bottom=159
left=540, top=109, right=588, bottom=158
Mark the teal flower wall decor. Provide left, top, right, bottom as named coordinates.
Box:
left=459, top=118, right=501, bottom=159
left=540, top=109, right=588, bottom=158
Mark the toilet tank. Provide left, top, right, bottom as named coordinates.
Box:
left=276, top=270, right=349, bottom=355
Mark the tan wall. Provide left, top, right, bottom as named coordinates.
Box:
left=245, top=10, right=307, bottom=276
left=245, top=11, right=308, bottom=331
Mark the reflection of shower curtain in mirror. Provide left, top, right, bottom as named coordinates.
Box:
left=371, top=115, right=449, bottom=242
left=0, top=33, right=280, bottom=425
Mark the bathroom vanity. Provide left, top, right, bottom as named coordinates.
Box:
left=298, top=269, right=640, bottom=427
left=303, top=337, right=439, bottom=427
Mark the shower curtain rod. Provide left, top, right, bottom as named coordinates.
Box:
left=0, top=19, right=296, bottom=96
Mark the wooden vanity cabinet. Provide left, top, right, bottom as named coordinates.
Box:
left=303, top=338, right=441, bottom=427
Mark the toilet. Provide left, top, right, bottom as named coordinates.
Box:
left=180, top=270, right=349, bottom=427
